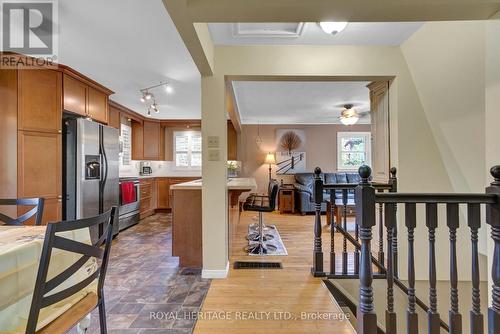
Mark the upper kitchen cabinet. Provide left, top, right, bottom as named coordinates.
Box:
left=62, top=73, right=112, bottom=124
left=132, top=120, right=165, bottom=161
left=63, top=74, right=86, bottom=117
left=18, top=69, right=62, bottom=133
left=87, top=87, right=108, bottom=123
left=108, top=104, right=121, bottom=130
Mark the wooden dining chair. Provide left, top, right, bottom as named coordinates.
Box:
left=25, top=207, right=117, bottom=334
left=0, top=198, right=44, bottom=226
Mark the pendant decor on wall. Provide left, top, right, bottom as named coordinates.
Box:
left=275, top=129, right=306, bottom=175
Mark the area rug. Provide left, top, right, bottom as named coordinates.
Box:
left=247, top=225, right=288, bottom=256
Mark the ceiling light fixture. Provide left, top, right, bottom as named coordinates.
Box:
left=319, top=21, right=348, bottom=35
left=140, top=81, right=172, bottom=115
left=165, top=84, right=173, bottom=93
left=339, top=104, right=360, bottom=125
left=151, top=100, right=159, bottom=113
left=147, top=108, right=152, bottom=117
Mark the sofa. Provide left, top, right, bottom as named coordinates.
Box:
left=293, top=172, right=361, bottom=214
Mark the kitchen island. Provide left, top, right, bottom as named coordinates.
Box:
left=170, top=178, right=257, bottom=267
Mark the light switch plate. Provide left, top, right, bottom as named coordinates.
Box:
left=207, top=136, right=220, bottom=148
left=208, top=149, right=220, bottom=161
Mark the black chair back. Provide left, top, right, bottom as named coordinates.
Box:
left=26, top=207, right=117, bottom=333
left=0, top=198, right=44, bottom=226
left=268, top=180, right=279, bottom=211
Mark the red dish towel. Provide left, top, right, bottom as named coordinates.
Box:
left=121, top=182, right=135, bottom=205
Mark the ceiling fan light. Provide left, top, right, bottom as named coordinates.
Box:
left=340, top=116, right=359, bottom=126
left=319, top=21, right=348, bottom=35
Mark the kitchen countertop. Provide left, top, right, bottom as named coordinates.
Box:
left=170, top=177, right=257, bottom=191
left=119, top=175, right=201, bottom=180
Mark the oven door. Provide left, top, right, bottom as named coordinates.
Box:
left=119, top=181, right=140, bottom=217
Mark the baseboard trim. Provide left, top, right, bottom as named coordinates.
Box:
left=202, top=261, right=229, bottom=279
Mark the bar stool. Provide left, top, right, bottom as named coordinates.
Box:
left=244, top=180, right=279, bottom=255
left=246, top=180, right=278, bottom=241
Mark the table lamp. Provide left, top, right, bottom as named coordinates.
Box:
left=265, top=152, right=276, bottom=181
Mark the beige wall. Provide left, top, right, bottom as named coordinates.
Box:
left=239, top=124, right=371, bottom=193
left=201, top=44, right=452, bottom=279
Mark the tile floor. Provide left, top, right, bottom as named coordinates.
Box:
left=70, top=213, right=211, bottom=334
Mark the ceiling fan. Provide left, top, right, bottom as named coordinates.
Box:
left=337, top=103, right=370, bottom=125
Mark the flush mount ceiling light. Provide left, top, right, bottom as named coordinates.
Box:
left=318, top=21, right=348, bottom=35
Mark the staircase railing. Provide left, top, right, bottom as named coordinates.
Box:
left=311, top=167, right=449, bottom=332
left=352, top=165, right=500, bottom=334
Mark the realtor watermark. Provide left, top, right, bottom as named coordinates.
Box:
left=149, top=311, right=351, bottom=322
left=1, top=0, right=58, bottom=68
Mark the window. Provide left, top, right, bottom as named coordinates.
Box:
left=337, top=132, right=371, bottom=170
left=174, top=131, right=202, bottom=169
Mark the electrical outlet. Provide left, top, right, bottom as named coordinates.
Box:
left=207, top=136, right=220, bottom=148
left=208, top=149, right=220, bottom=161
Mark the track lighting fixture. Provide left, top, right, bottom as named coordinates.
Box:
left=139, top=81, right=172, bottom=115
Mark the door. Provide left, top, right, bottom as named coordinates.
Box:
left=87, top=87, right=108, bottom=124
left=77, top=119, right=100, bottom=219
left=63, top=74, right=87, bottom=117
left=101, top=125, right=119, bottom=214
left=143, top=121, right=160, bottom=160
left=18, top=69, right=62, bottom=133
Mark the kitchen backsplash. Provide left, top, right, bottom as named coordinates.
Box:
left=119, top=160, right=202, bottom=178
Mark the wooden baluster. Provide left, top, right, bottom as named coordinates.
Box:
left=312, top=167, right=323, bottom=275
left=330, top=189, right=336, bottom=275
left=378, top=189, right=385, bottom=273
left=406, top=202, right=418, bottom=334
left=447, top=203, right=462, bottom=334
left=385, top=202, right=397, bottom=334
left=468, top=203, right=484, bottom=334
left=389, top=168, right=399, bottom=278
left=342, top=188, right=349, bottom=274
left=355, top=165, right=377, bottom=334
left=486, top=166, right=500, bottom=334
left=426, top=203, right=440, bottom=334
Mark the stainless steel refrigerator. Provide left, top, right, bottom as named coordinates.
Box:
left=63, top=117, right=120, bottom=238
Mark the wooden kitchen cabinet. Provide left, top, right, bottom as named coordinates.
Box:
left=18, top=197, right=61, bottom=226
left=143, top=121, right=161, bottom=160
left=63, top=74, right=87, bottom=117
left=131, top=120, right=144, bottom=160
left=139, top=178, right=155, bottom=219
left=87, top=86, right=108, bottom=123
left=17, top=131, right=62, bottom=199
left=62, top=74, right=109, bottom=124
left=18, top=69, right=62, bottom=133
left=227, top=121, right=238, bottom=160
left=156, top=178, right=170, bottom=209
left=131, top=120, right=165, bottom=161
left=108, top=105, right=121, bottom=130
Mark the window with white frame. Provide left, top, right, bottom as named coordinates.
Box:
left=174, top=131, right=202, bottom=169
left=337, top=132, right=371, bottom=170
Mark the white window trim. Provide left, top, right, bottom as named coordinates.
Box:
left=173, top=130, right=202, bottom=170
left=337, top=132, right=372, bottom=171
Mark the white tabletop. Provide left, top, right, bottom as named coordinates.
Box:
left=170, top=177, right=257, bottom=191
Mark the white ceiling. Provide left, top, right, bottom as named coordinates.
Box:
left=58, top=0, right=201, bottom=119
left=209, top=22, right=423, bottom=45
left=232, top=81, right=371, bottom=124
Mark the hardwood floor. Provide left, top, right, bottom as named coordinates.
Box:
left=194, top=211, right=356, bottom=334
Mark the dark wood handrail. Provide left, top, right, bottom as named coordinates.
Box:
left=375, top=192, right=498, bottom=204
left=322, top=182, right=393, bottom=190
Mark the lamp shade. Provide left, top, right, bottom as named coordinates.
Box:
left=265, top=152, right=276, bottom=164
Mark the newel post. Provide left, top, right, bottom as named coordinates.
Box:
left=356, top=165, right=377, bottom=334
left=389, top=167, right=399, bottom=278
left=486, top=165, right=500, bottom=334
left=312, top=167, right=324, bottom=275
